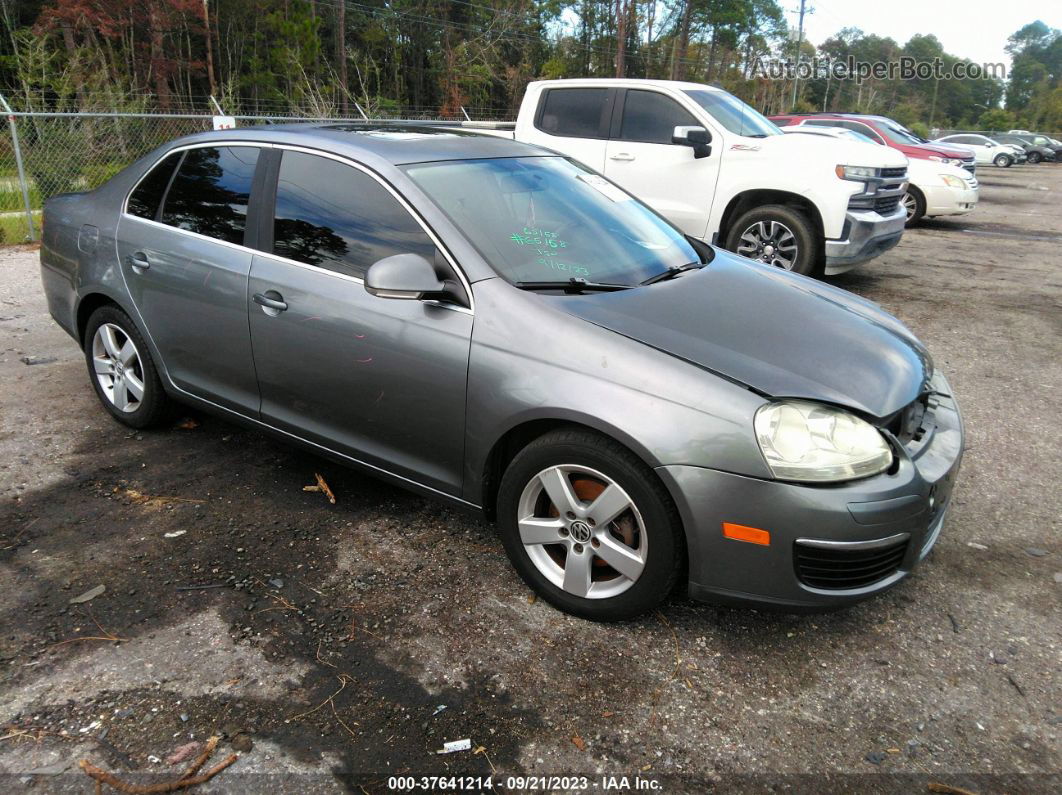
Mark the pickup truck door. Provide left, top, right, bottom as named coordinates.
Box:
left=522, top=85, right=613, bottom=172
left=603, top=89, right=721, bottom=240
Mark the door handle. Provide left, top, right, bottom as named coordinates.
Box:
left=609, top=152, right=636, bottom=161
left=127, top=252, right=150, bottom=271
left=253, top=292, right=288, bottom=312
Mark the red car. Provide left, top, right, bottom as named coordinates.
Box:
left=770, top=113, right=976, bottom=175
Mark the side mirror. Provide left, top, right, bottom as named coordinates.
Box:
left=672, top=125, right=712, bottom=159
left=365, top=253, right=445, bottom=301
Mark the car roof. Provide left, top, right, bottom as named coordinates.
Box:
left=167, top=122, right=548, bottom=166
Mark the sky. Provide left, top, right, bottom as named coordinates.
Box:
left=792, top=0, right=1062, bottom=71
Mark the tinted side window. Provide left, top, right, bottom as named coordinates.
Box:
left=128, top=151, right=183, bottom=220
left=538, top=88, right=609, bottom=138
left=160, top=146, right=259, bottom=245
left=272, top=151, right=435, bottom=279
left=619, top=91, right=698, bottom=144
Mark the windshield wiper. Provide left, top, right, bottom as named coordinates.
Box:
left=515, top=277, right=632, bottom=293
left=639, top=262, right=704, bottom=286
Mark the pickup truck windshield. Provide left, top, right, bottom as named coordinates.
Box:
left=403, top=156, right=702, bottom=286
left=683, top=90, right=781, bottom=138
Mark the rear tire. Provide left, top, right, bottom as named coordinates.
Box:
left=724, top=204, right=820, bottom=277
left=993, top=153, right=1012, bottom=168
left=903, top=187, right=926, bottom=227
left=84, top=305, right=173, bottom=429
left=497, top=429, right=684, bottom=621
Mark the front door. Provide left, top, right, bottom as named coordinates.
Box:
left=115, top=145, right=262, bottom=413
left=604, top=89, right=721, bottom=239
left=247, top=149, right=473, bottom=495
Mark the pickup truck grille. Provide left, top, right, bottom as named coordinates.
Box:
left=795, top=537, right=909, bottom=590
left=874, top=196, right=901, bottom=214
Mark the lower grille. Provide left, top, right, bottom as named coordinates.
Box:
left=874, top=196, right=900, bottom=214
left=795, top=536, right=909, bottom=590
left=881, top=166, right=907, bottom=178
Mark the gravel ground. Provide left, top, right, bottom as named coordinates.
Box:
left=0, top=164, right=1059, bottom=794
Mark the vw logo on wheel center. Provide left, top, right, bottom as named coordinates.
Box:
left=569, top=520, right=592, bottom=543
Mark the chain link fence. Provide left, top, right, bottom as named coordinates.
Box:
left=0, top=102, right=508, bottom=244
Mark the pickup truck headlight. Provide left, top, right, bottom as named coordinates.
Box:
left=835, top=164, right=878, bottom=180
left=940, top=174, right=966, bottom=188
left=754, top=401, right=893, bottom=482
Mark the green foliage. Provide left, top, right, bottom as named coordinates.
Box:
left=978, top=108, right=1015, bottom=131
left=908, top=121, right=929, bottom=138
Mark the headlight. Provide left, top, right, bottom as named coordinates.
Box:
left=754, top=401, right=893, bottom=482
left=928, top=156, right=961, bottom=166
left=835, top=164, right=878, bottom=180
left=940, top=174, right=965, bottom=188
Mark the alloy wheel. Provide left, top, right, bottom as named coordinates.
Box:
left=516, top=465, right=647, bottom=599
left=736, top=220, right=799, bottom=269
left=902, top=191, right=918, bottom=222
left=91, top=322, right=145, bottom=413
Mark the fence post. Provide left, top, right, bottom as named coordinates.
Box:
left=0, top=93, right=35, bottom=242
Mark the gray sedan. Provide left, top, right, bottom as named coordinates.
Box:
left=39, top=125, right=963, bottom=620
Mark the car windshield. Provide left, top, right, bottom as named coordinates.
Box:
left=877, top=122, right=925, bottom=146
left=403, top=156, right=704, bottom=287
left=683, top=90, right=781, bottom=138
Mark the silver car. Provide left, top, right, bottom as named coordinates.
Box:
left=40, top=125, right=963, bottom=620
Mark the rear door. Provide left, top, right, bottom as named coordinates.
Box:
left=246, top=149, right=473, bottom=495
left=603, top=88, right=719, bottom=239
left=116, top=144, right=263, bottom=413
left=527, top=86, right=613, bottom=172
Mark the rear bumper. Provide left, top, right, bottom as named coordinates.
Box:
left=658, top=373, right=963, bottom=611
left=823, top=206, right=906, bottom=274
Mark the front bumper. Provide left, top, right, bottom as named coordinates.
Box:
left=823, top=205, right=906, bottom=274
left=658, top=373, right=963, bottom=611
left=924, top=184, right=979, bottom=217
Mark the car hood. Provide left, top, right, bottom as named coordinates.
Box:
left=756, top=132, right=908, bottom=168
left=557, top=251, right=932, bottom=419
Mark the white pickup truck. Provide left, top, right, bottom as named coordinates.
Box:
left=465, top=79, right=909, bottom=276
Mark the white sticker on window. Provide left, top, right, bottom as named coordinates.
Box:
left=577, top=173, right=632, bottom=203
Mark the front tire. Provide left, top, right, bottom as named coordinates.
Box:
left=1028, top=151, right=1042, bottom=164
left=903, top=187, right=926, bottom=227
left=84, top=305, right=172, bottom=429
left=724, top=204, right=820, bottom=277
left=497, top=429, right=684, bottom=621
left=993, top=153, right=1012, bottom=168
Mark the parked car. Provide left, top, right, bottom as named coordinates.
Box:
left=933, top=133, right=1025, bottom=167
left=1010, top=133, right=1062, bottom=161
left=39, top=125, right=963, bottom=620
left=471, top=79, right=909, bottom=277
left=771, top=112, right=978, bottom=175
left=993, top=134, right=1057, bottom=163
left=771, top=114, right=979, bottom=226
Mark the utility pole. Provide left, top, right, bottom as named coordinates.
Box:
left=202, top=0, right=217, bottom=98
left=790, top=0, right=808, bottom=110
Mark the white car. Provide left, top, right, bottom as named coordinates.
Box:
left=934, top=134, right=1023, bottom=167
left=786, top=126, right=979, bottom=225
left=476, top=79, right=910, bottom=276
left=903, top=159, right=978, bottom=225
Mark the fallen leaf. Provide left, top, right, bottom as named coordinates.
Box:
left=601, top=711, right=614, bottom=718
left=315, top=473, right=336, bottom=504
left=527, top=594, right=537, bottom=604
left=175, top=418, right=200, bottom=430
left=571, top=734, right=586, bottom=751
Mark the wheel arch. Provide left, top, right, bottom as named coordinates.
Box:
left=718, top=189, right=825, bottom=252
left=76, top=292, right=124, bottom=345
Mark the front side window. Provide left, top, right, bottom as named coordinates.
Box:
left=617, top=91, right=699, bottom=144
left=272, top=151, right=435, bottom=279
left=683, top=90, right=781, bottom=137
left=127, top=151, right=183, bottom=220
left=404, top=156, right=703, bottom=286
left=160, top=146, right=259, bottom=245
left=537, top=88, right=610, bottom=138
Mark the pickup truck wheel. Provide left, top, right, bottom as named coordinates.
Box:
left=993, top=153, right=1012, bottom=167
left=725, top=205, right=819, bottom=276
left=84, top=306, right=173, bottom=429
left=903, top=187, right=926, bottom=227
left=1027, top=151, right=1042, bottom=164
left=496, top=429, right=684, bottom=621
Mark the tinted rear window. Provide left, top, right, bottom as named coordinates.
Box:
left=127, top=151, right=183, bottom=220
left=538, top=88, right=609, bottom=138
left=160, top=146, right=260, bottom=245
